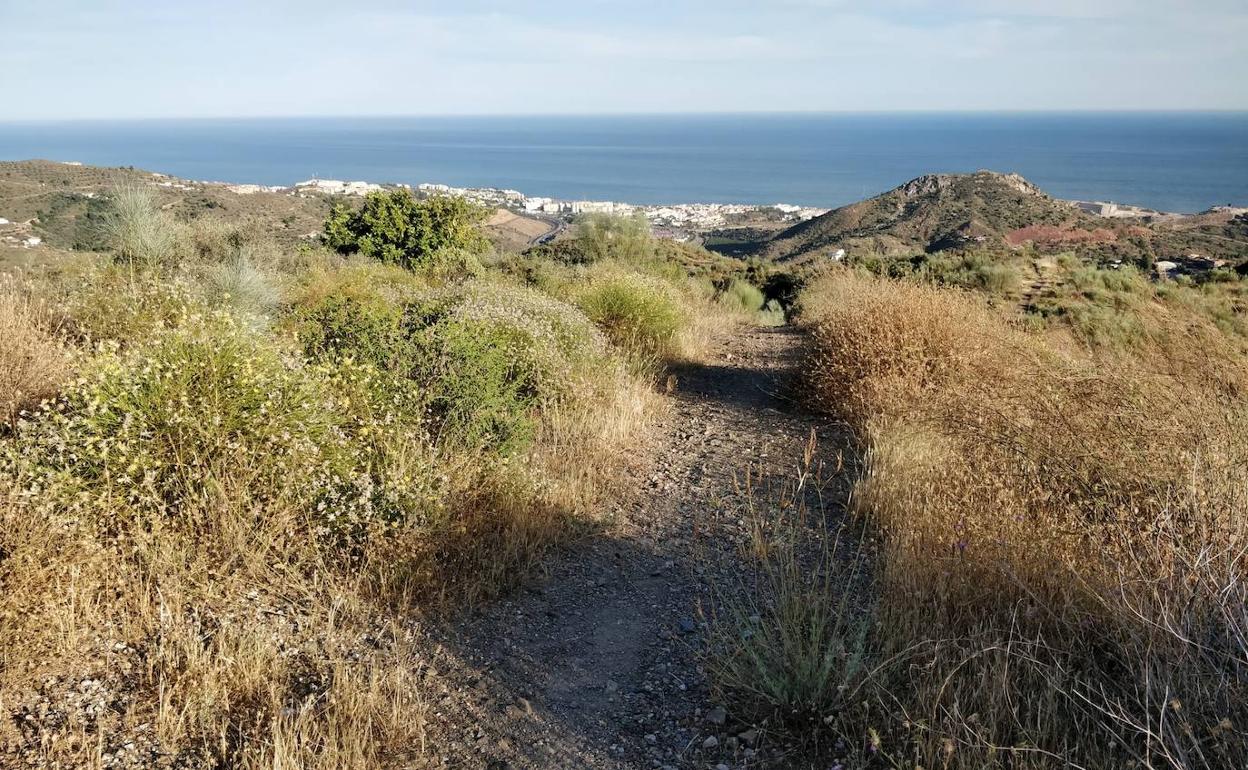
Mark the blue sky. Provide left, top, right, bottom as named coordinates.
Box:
left=1, top=0, right=1245, bottom=119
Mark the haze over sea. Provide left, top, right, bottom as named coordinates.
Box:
left=1, top=112, right=1245, bottom=214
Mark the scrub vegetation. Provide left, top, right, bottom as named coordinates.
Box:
left=714, top=267, right=1248, bottom=768
left=0, top=191, right=765, bottom=768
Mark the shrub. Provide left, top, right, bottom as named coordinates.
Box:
left=323, top=191, right=489, bottom=270
left=5, top=314, right=438, bottom=536
left=291, top=276, right=609, bottom=457
left=575, top=272, right=686, bottom=359
left=575, top=211, right=654, bottom=263
left=198, top=248, right=281, bottom=323
left=924, top=253, right=1022, bottom=294
left=412, top=284, right=609, bottom=455
left=717, top=279, right=766, bottom=313
left=799, top=271, right=1013, bottom=426
left=407, top=317, right=540, bottom=455
left=57, top=266, right=202, bottom=344
left=292, top=287, right=415, bottom=369
left=448, top=282, right=608, bottom=382
left=104, top=183, right=183, bottom=270
left=419, top=246, right=486, bottom=283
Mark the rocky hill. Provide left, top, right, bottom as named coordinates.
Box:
left=758, top=170, right=1102, bottom=263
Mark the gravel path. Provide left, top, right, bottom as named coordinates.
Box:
left=421, top=326, right=849, bottom=769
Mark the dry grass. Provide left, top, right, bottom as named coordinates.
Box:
left=0, top=283, right=70, bottom=424
left=0, top=185, right=736, bottom=766
left=704, top=436, right=878, bottom=756
left=0, top=266, right=664, bottom=767
left=791, top=270, right=1248, bottom=768
left=0, top=479, right=430, bottom=769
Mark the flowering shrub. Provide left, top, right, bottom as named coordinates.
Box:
left=447, top=283, right=607, bottom=384
left=289, top=278, right=612, bottom=457
left=293, top=290, right=416, bottom=369
left=4, top=313, right=440, bottom=537
left=56, top=266, right=202, bottom=344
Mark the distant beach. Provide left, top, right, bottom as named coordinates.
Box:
left=1, top=112, right=1246, bottom=213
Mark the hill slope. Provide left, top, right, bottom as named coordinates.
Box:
left=760, top=170, right=1096, bottom=263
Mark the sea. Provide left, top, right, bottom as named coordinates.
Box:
left=1, top=113, right=1245, bottom=214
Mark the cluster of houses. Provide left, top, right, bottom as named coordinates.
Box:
left=518, top=196, right=826, bottom=229
left=211, top=172, right=830, bottom=234
left=1154, top=254, right=1233, bottom=278
left=1074, top=200, right=1173, bottom=219
left=224, top=179, right=386, bottom=197
left=0, top=217, right=43, bottom=248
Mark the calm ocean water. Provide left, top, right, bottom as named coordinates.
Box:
left=1, top=113, right=1245, bottom=213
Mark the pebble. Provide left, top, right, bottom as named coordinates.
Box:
left=702, top=736, right=719, bottom=750
left=705, top=706, right=727, bottom=725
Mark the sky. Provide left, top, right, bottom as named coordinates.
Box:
left=1, top=0, right=1246, bottom=120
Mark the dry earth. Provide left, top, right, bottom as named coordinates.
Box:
left=418, top=326, right=852, bottom=769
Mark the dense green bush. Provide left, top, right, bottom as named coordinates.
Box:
left=290, top=276, right=606, bottom=457
left=408, top=317, right=542, bottom=456
left=575, top=212, right=654, bottom=263
left=717, top=279, right=766, bottom=313
left=420, top=246, right=486, bottom=283
left=323, top=191, right=489, bottom=270
left=448, top=283, right=608, bottom=381
left=292, top=290, right=414, bottom=369
left=575, top=272, right=685, bottom=357
left=411, top=284, right=610, bottom=455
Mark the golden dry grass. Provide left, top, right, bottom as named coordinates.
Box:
left=0, top=284, right=70, bottom=424
left=795, top=269, right=1248, bottom=768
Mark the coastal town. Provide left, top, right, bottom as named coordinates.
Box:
left=3, top=162, right=1243, bottom=277
left=226, top=176, right=830, bottom=235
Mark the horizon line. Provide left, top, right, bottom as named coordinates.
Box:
left=3, top=108, right=1248, bottom=124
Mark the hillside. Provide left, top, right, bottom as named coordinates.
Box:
left=0, top=159, right=550, bottom=257
left=2, top=159, right=1247, bottom=769
left=758, top=171, right=1097, bottom=263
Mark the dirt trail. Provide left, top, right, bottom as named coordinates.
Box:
left=423, top=326, right=848, bottom=769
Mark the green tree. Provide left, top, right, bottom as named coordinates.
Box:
left=323, top=190, right=489, bottom=269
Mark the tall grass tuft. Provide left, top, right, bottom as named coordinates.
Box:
left=0, top=283, right=69, bottom=424
left=575, top=271, right=687, bottom=364
left=104, top=183, right=183, bottom=270
left=705, top=438, right=876, bottom=748
left=787, top=270, right=1248, bottom=768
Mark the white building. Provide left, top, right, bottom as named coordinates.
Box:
left=294, top=179, right=379, bottom=196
